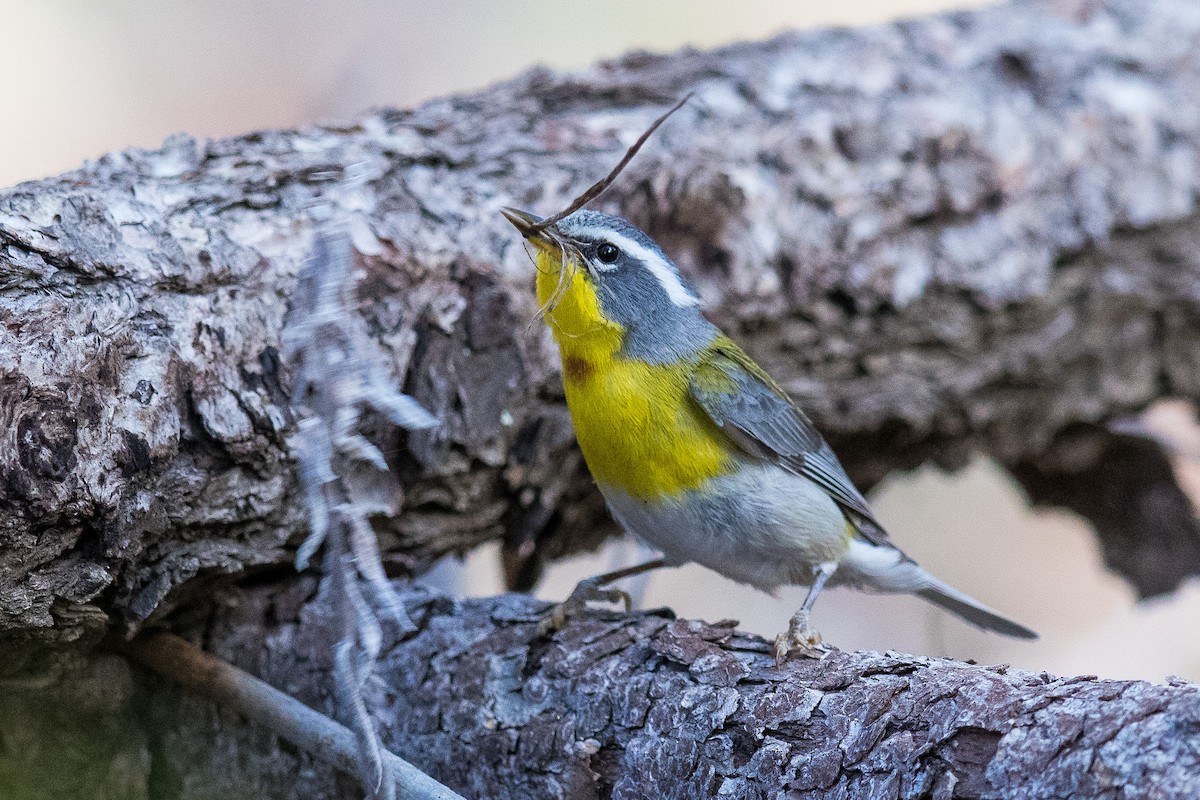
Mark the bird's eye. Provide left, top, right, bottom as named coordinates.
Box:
left=596, top=242, right=620, bottom=264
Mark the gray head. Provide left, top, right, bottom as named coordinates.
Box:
left=502, top=207, right=716, bottom=363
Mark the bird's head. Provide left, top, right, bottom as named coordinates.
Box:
left=502, top=207, right=712, bottom=362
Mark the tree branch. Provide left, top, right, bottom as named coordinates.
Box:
left=128, top=581, right=1200, bottom=800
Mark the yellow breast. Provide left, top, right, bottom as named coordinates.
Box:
left=536, top=254, right=732, bottom=500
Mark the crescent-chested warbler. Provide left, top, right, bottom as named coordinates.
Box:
left=502, top=206, right=1036, bottom=661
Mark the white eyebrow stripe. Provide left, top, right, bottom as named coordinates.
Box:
left=570, top=225, right=700, bottom=307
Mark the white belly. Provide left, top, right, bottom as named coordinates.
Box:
left=599, top=462, right=851, bottom=592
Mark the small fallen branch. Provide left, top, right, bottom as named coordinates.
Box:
left=115, top=631, right=465, bottom=800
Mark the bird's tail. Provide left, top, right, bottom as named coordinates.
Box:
left=916, top=578, right=1038, bottom=640
left=839, top=538, right=1037, bottom=639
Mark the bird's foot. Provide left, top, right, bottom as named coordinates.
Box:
left=538, top=577, right=632, bottom=635
left=773, top=612, right=830, bottom=665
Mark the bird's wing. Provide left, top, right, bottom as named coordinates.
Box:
left=689, top=337, right=893, bottom=547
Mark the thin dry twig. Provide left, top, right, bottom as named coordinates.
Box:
left=529, top=93, right=692, bottom=232
left=115, top=632, right=465, bottom=800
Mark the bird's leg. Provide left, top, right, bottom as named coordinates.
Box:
left=775, top=561, right=838, bottom=665
left=541, top=558, right=668, bottom=633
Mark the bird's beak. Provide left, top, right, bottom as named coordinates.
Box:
left=500, top=207, right=560, bottom=254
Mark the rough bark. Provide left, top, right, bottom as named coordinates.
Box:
left=28, top=580, right=1198, bottom=800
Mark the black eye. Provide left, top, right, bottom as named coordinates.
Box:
left=596, top=242, right=620, bottom=264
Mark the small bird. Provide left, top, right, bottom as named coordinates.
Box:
left=502, top=206, right=1037, bottom=661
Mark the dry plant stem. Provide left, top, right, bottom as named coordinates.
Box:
left=530, top=93, right=692, bottom=231
left=284, top=225, right=439, bottom=800
left=115, top=631, right=466, bottom=800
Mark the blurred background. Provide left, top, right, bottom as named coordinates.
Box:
left=5, top=0, right=1199, bottom=683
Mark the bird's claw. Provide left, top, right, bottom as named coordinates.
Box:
left=538, top=578, right=632, bottom=635
left=773, top=612, right=830, bottom=665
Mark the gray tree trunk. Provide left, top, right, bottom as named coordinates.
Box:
left=3, top=0, right=1200, bottom=796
